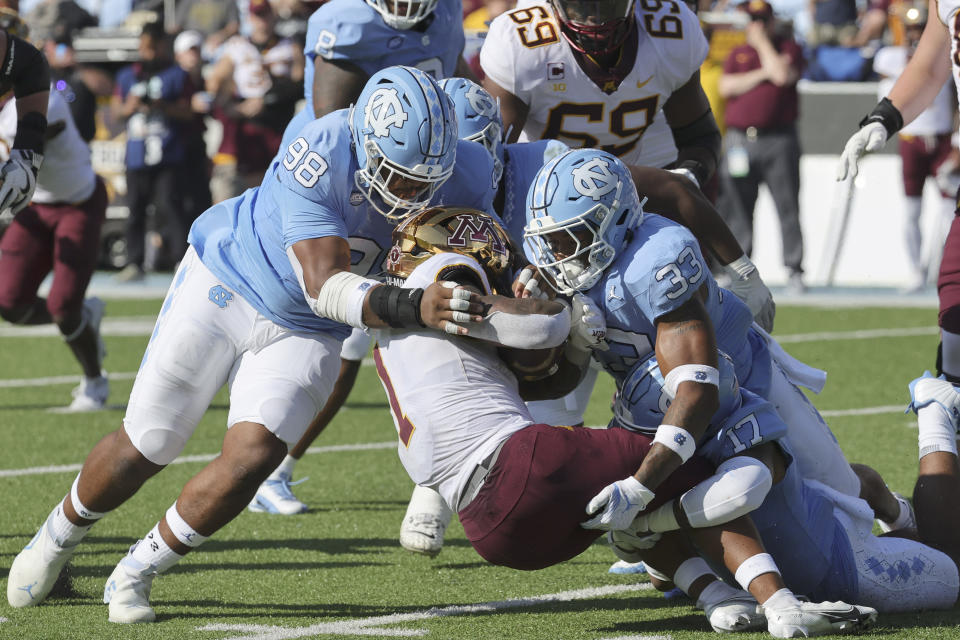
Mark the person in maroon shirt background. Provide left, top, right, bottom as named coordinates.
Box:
left=717, top=0, right=807, bottom=293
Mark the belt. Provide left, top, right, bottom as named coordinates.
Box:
left=456, top=439, right=506, bottom=512
left=731, top=125, right=794, bottom=141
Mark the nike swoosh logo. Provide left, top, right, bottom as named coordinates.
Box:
left=636, top=75, right=654, bottom=90
left=818, top=607, right=866, bottom=623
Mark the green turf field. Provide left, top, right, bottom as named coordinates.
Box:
left=1, top=299, right=959, bottom=639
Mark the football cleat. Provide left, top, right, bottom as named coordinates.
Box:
left=764, top=600, right=877, bottom=638
left=608, top=559, right=647, bottom=574
left=103, top=551, right=157, bottom=624
left=907, top=371, right=960, bottom=432
left=248, top=474, right=308, bottom=515
left=702, top=590, right=766, bottom=633
left=399, top=485, right=452, bottom=557
left=7, top=525, right=76, bottom=607
left=68, top=374, right=109, bottom=412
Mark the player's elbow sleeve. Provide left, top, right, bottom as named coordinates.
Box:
left=678, top=456, right=773, bottom=528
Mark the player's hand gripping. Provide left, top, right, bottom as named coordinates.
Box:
left=581, top=476, right=655, bottom=531
left=420, top=281, right=484, bottom=335
left=836, top=121, right=887, bottom=181
left=0, top=149, right=42, bottom=214
left=722, top=256, right=775, bottom=332
left=512, top=265, right=551, bottom=299
left=567, top=293, right=609, bottom=352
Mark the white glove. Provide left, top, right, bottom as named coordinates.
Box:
left=581, top=475, right=655, bottom=531
left=607, top=529, right=662, bottom=563
left=836, top=121, right=887, bottom=181
left=568, top=293, right=608, bottom=351
left=0, top=149, right=41, bottom=214
left=723, top=255, right=775, bottom=333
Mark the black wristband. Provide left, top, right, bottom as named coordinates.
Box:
left=13, top=111, right=46, bottom=155
left=859, top=97, right=903, bottom=138
left=369, top=284, right=425, bottom=329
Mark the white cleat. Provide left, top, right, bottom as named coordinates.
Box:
left=103, top=553, right=156, bottom=624
left=68, top=374, right=109, bottom=412
left=6, top=526, right=76, bottom=607
left=703, top=590, right=766, bottom=633
left=399, top=485, right=452, bottom=557
left=399, top=512, right=449, bottom=558
left=764, top=600, right=877, bottom=638
left=247, top=474, right=308, bottom=515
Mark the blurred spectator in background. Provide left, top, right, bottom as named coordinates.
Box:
left=24, top=0, right=95, bottom=41
left=173, top=29, right=212, bottom=229
left=112, top=21, right=195, bottom=281
left=718, top=0, right=806, bottom=293
left=206, top=0, right=303, bottom=202
left=462, top=0, right=515, bottom=80
left=43, top=33, right=97, bottom=142
left=847, top=0, right=899, bottom=49
left=174, top=0, right=239, bottom=58
left=873, top=2, right=956, bottom=293
left=807, top=0, right=857, bottom=47
left=0, top=11, right=108, bottom=411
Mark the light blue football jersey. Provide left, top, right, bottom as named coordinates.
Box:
left=587, top=214, right=756, bottom=380
left=498, top=139, right=569, bottom=246
left=189, top=109, right=495, bottom=339
left=281, top=0, right=465, bottom=150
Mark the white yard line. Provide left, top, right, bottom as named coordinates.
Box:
left=196, top=583, right=654, bottom=640
left=0, top=317, right=157, bottom=338
left=0, top=442, right=396, bottom=478
left=775, top=326, right=938, bottom=343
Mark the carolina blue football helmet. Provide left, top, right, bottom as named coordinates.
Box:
left=524, top=149, right=644, bottom=294
left=365, top=0, right=440, bottom=29
left=352, top=66, right=458, bottom=221
left=439, top=77, right=504, bottom=185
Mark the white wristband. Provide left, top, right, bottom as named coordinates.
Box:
left=663, top=364, right=719, bottom=400
left=723, top=254, right=757, bottom=280
left=653, top=424, right=696, bottom=463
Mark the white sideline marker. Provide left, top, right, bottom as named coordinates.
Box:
left=197, top=583, right=653, bottom=640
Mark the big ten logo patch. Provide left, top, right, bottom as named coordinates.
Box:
left=448, top=214, right=506, bottom=255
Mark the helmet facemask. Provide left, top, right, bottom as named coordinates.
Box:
left=525, top=193, right=622, bottom=295
left=364, top=0, right=440, bottom=29
left=354, top=138, right=450, bottom=221
left=550, top=0, right=635, bottom=57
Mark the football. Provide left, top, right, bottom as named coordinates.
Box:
left=498, top=344, right=566, bottom=382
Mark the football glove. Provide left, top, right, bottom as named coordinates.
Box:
left=582, top=475, right=654, bottom=531
left=836, top=121, right=886, bottom=181
left=568, top=293, right=608, bottom=352
left=723, top=255, right=775, bottom=332
left=0, top=149, right=42, bottom=214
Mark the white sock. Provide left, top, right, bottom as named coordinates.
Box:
left=129, top=524, right=184, bottom=575
left=696, top=579, right=746, bottom=610
left=881, top=492, right=914, bottom=529
left=917, top=403, right=959, bottom=459
left=940, top=329, right=960, bottom=379
left=762, top=587, right=801, bottom=611
left=269, top=454, right=298, bottom=481
left=673, top=557, right=713, bottom=595
left=45, top=499, right=91, bottom=549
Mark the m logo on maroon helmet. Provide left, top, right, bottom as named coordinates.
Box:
left=447, top=214, right=506, bottom=255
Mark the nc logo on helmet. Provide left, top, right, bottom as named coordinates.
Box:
left=365, top=88, right=409, bottom=138
left=465, top=84, right=497, bottom=118
left=572, top=158, right=617, bottom=201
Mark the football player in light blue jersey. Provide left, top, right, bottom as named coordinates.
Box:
left=4, top=66, right=497, bottom=624
left=280, top=0, right=469, bottom=152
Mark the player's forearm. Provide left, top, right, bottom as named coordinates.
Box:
left=717, top=69, right=768, bottom=99
left=886, top=15, right=952, bottom=125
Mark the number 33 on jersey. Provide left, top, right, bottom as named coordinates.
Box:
left=479, top=0, right=708, bottom=169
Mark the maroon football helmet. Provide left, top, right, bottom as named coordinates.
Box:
left=550, top=0, right=636, bottom=56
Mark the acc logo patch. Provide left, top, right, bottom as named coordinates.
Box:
left=349, top=191, right=365, bottom=206
left=364, top=88, right=408, bottom=138
left=572, top=158, right=617, bottom=201
left=448, top=214, right=506, bottom=255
